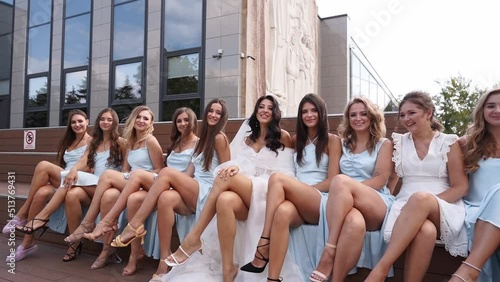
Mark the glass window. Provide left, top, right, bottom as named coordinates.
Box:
left=360, top=79, right=369, bottom=97
left=113, top=0, right=145, bottom=60
left=27, top=76, right=48, bottom=107
left=351, top=77, right=360, bottom=97
left=114, top=62, right=142, bottom=100
left=162, top=99, right=200, bottom=121
left=61, top=107, right=87, bottom=125
left=29, top=0, right=52, bottom=27
left=27, top=24, right=51, bottom=74
left=0, top=34, right=12, bottom=79
left=25, top=111, right=48, bottom=127
left=64, top=14, right=90, bottom=68
left=351, top=54, right=361, bottom=79
left=64, top=70, right=87, bottom=105
left=164, top=0, right=202, bottom=52
left=0, top=0, right=14, bottom=5
left=65, top=0, right=91, bottom=18
left=0, top=79, right=9, bottom=95
left=114, top=0, right=131, bottom=4
left=360, top=64, right=370, bottom=81
left=166, top=54, right=199, bottom=95
left=369, top=81, right=378, bottom=103
left=0, top=3, right=13, bottom=35
left=112, top=103, right=142, bottom=123
left=0, top=95, right=9, bottom=128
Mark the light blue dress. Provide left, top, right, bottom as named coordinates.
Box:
left=145, top=148, right=194, bottom=259
left=288, top=143, right=329, bottom=280
left=59, top=150, right=118, bottom=187
left=289, top=139, right=394, bottom=279
left=464, top=158, right=500, bottom=282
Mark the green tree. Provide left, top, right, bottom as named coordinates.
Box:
left=432, top=76, right=483, bottom=136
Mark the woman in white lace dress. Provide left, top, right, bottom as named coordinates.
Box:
left=366, top=91, right=469, bottom=281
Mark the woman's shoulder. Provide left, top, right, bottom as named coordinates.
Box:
left=280, top=129, right=293, bottom=148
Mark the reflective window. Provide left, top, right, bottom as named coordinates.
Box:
left=0, top=96, right=9, bottom=128
left=0, top=1, right=14, bottom=5
left=61, top=108, right=87, bottom=126
left=27, top=76, right=48, bottom=107
left=64, top=14, right=90, bottom=68
left=27, top=24, right=51, bottom=74
left=0, top=79, right=9, bottom=95
left=164, top=0, right=202, bottom=52
left=0, top=4, right=13, bottom=35
left=166, top=54, right=199, bottom=95
left=64, top=70, right=87, bottom=105
left=113, top=103, right=142, bottom=123
left=113, top=0, right=145, bottom=60
left=25, top=111, right=48, bottom=127
left=65, top=0, right=91, bottom=18
left=114, top=62, right=142, bottom=100
left=0, top=34, right=11, bottom=82
left=29, top=0, right=52, bottom=27
left=114, top=0, right=131, bottom=4
left=162, top=99, right=200, bottom=121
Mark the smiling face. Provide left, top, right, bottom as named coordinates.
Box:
left=484, top=92, right=500, bottom=128
left=99, top=111, right=114, bottom=132
left=206, top=102, right=223, bottom=127
left=134, top=110, right=153, bottom=132
left=70, top=114, right=88, bottom=135
left=256, top=98, right=274, bottom=125
left=348, top=102, right=371, bottom=133
left=301, top=102, right=319, bottom=129
left=176, top=112, right=191, bottom=134
left=399, top=101, right=432, bottom=133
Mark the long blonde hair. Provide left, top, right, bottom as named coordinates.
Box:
left=463, top=88, right=500, bottom=173
left=338, top=96, right=386, bottom=154
left=122, top=106, right=155, bottom=148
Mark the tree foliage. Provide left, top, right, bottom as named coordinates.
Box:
left=432, top=76, right=483, bottom=136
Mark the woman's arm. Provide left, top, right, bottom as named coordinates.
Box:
left=214, top=133, right=231, bottom=163
left=280, top=129, right=293, bottom=148
left=313, top=134, right=342, bottom=192
left=147, top=134, right=165, bottom=173
left=62, top=142, right=93, bottom=188
left=361, top=140, right=394, bottom=191
left=437, top=142, right=469, bottom=202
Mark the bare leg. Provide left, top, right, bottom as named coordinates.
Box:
left=63, top=186, right=94, bottom=261
left=403, top=220, right=437, bottom=282
left=329, top=209, right=366, bottom=281
left=122, top=191, right=149, bottom=276
left=167, top=173, right=252, bottom=265
left=15, top=161, right=62, bottom=219
left=217, top=191, right=248, bottom=282
left=450, top=220, right=500, bottom=282
left=313, top=175, right=386, bottom=280
left=267, top=201, right=303, bottom=281
left=365, top=192, right=441, bottom=282
left=20, top=185, right=54, bottom=248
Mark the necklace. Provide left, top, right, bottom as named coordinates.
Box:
left=308, top=135, right=318, bottom=144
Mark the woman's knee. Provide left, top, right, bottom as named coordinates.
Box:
left=329, top=174, right=351, bottom=193
left=268, top=172, right=287, bottom=187
left=33, top=186, right=54, bottom=203
left=216, top=191, right=241, bottom=212
left=34, top=160, right=54, bottom=172
left=101, top=188, right=120, bottom=206
left=417, top=220, right=437, bottom=241
left=342, top=210, right=366, bottom=236
left=65, top=187, right=85, bottom=204
left=407, top=192, right=435, bottom=209
left=273, top=202, right=297, bottom=226
left=127, top=191, right=147, bottom=209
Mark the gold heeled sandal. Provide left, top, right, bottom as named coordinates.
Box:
left=111, top=223, right=147, bottom=247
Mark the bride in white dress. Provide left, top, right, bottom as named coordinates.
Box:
left=163, top=95, right=303, bottom=282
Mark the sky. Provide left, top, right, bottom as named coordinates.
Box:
left=316, top=0, right=500, bottom=98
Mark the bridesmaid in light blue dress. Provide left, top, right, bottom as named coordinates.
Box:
left=4, top=110, right=90, bottom=262
left=113, top=107, right=199, bottom=279
left=111, top=99, right=230, bottom=282
left=18, top=108, right=125, bottom=263
left=310, top=97, right=394, bottom=282
left=239, top=94, right=341, bottom=282
left=451, top=88, right=500, bottom=282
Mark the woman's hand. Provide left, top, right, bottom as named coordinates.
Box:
left=63, top=168, right=78, bottom=189
left=217, top=165, right=239, bottom=180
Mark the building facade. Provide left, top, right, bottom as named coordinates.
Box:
left=0, top=0, right=396, bottom=129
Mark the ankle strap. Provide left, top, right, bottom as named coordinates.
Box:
left=462, top=261, right=482, bottom=272
left=260, top=236, right=270, bottom=240
left=267, top=278, right=282, bottom=281
left=325, top=243, right=337, bottom=249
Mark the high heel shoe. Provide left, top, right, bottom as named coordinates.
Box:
left=451, top=261, right=482, bottom=282
left=65, top=221, right=95, bottom=244
left=111, top=223, right=147, bottom=247
left=84, top=221, right=117, bottom=241
left=63, top=241, right=83, bottom=262
left=165, top=239, right=203, bottom=267
left=122, top=251, right=146, bottom=276
left=240, top=236, right=270, bottom=273
left=309, top=243, right=337, bottom=282
left=91, top=248, right=122, bottom=269
left=3, top=215, right=27, bottom=234
left=15, top=218, right=49, bottom=237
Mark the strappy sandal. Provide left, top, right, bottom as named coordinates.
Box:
left=111, top=223, right=147, bottom=247
left=64, top=221, right=95, bottom=244
left=83, top=221, right=117, bottom=241
left=451, top=260, right=482, bottom=282
left=164, top=239, right=204, bottom=267
left=309, top=243, right=337, bottom=282
left=240, top=236, right=270, bottom=273
left=268, top=278, right=283, bottom=281
left=91, top=247, right=122, bottom=269
left=16, top=218, right=49, bottom=238
left=62, top=241, right=83, bottom=262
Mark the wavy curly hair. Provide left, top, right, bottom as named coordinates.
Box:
left=338, top=96, right=386, bottom=154
left=122, top=105, right=155, bottom=149
left=463, top=88, right=500, bottom=173
left=87, top=108, right=122, bottom=170
left=56, top=110, right=88, bottom=167
left=169, top=107, right=198, bottom=155
left=247, top=95, right=284, bottom=155
left=399, top=91, right=443, bottom=132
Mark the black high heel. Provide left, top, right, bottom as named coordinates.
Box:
left=63, top=240, right=83, bottom=262
left=240, top=236, right=270, bottom=273
left=16, top=218, right=49, bottom=238
left=268, top=278, right=283, bottom=281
